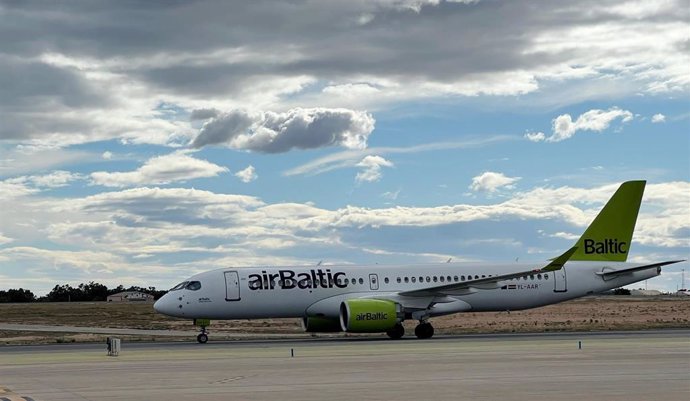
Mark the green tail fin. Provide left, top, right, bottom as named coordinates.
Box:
left=570, top=180, right=645, bottom=262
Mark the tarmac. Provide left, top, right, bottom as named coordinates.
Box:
left=0, top=330, right=688, bottom=401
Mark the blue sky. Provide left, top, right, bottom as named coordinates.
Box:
left=0, top=0, right=688, bottom=294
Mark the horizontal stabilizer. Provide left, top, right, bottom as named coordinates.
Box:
left=595, top=260, right=685, bottom=279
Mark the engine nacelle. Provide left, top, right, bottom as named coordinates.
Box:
left=301, top=316, right=342, bottom=332
left=339, top=299, right=401, bottom=333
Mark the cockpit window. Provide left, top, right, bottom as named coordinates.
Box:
left=185, top=281, right=202, bottom=291
left=170, top=281, right=189, bottom=291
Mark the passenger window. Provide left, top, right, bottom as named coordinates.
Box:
left=544, top=274, right=549, bottom=280
left=426, top=276, right=431, bottom=282
left=481, top=275, right=486, bottom=278
left=461, top=275, right=465, bottom=281
left=384, top=277, right=389, bottom=284
left=433, top=276, right=438, bottom=282
left=419, top=276, right=423, bottom=282
left=475, top=275, right=479, bottom=280
left=359, top=278, right=364, bottom=285
left=537, top=274, right=542, bottom=280
left=439, top=276, right=445, bottom=282
left=411, top=277, right=417, bottom=283
left=447, top=276, right=451, bottom=282
left=530, top=275, right=535, bottom=280
left=404, top=277, right=409, bottom=283
left=397, top=277, right=402, bottom=283
left=185, top=281, right=201, bottom=291
left=351, top=278, right=356, bottom=285
left=454, top=276, right=459, bottom=282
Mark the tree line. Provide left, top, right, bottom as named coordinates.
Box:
left=0, top=282, right=168, bottom=303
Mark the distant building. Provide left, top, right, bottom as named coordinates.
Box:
left=106, top=291, right=154, bottom=302
left=676, top=289, right=690, bottom=297
left=630, top=289, right=662, bottom=296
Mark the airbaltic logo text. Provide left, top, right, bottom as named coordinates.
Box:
left=248, top=269, right=346, bottom=290
left=584, top=239, right=627, bottom=255
left=356, top=312, right=388, bottom=321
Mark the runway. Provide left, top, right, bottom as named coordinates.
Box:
left=1, top=331, right=688, bottom=401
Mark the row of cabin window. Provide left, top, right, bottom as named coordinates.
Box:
left=392, top=273, right=550, bottom=284
left=262, top=273, right=550, bottom=288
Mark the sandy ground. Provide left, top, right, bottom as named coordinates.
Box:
left=0, top=296, right=688, bottom=344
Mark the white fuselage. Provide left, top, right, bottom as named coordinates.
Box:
left=153, top=261, right=659, bottom=320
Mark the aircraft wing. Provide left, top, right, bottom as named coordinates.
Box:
left=595, top=260, right=685, bottom=279
left=398, top=247, right=577, bottom=297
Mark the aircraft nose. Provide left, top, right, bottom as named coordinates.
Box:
left=154, top=294, right=176, bottom=316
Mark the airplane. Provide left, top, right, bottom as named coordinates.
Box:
left=154, top=180, right=683, bottom=343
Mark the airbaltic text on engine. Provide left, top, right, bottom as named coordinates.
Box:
left=583, top=239, right=627, bottom=255
left=356, top=312, right=389, bottom=321
left=248, top=269, right=346, bottom=290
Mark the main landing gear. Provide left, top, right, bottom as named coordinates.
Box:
left=386, top=323, right=405, bottom=339
left=196, top=326, right=209, bottom=344
left=385, top=321, right=435, bottom=339
left=414, top=322, right=434, bottom=339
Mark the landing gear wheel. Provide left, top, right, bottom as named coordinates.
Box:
left=386, top=323, right=405, bottom=339
left=197, top=333, right=208, bottom=344
left=414, top=322, right=434, bottom=339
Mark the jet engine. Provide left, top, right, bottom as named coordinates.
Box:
left=301, top=316, right=342, bottom=332
left=339, top=299, right=402, bottom=333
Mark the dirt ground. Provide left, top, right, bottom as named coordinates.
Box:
left=1, top=296, right=689, bottom=344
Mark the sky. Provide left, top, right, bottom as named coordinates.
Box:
left=0, top=0, right=688, bottom=295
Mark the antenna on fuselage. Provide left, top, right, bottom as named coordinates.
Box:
left=446, top=258, right=452, bottom=263
left=316, top=260, right=323, bottom=266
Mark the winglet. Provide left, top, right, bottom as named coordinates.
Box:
left=542, top=246, right=578, bottom=271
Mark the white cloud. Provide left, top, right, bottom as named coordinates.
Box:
left=191, top=108, right=375, bottom=153
left=382, top=189, right=401, bottom=200
left=26, top=171, right=83, bottom=188
left=470, top=172, right=521, bottom=192
left=550, top=231, right=580, bottom=241
left=355, top=155, right=394, bottom=183
left=546, top=107, right=633, bottom=142
left=90, top=152, right=228, bottom=188
left=0, top=171, right=83, bottom=200
left=651, top=113, right=666, bottom=123
left=322, top=83, right=381, bottom=98
left=0, top=232, right=13, bottom=245
left=102, top=151, right=113, bottom=159
left=524, top=131, right=546, bottom=142
left=235, top=165, right=257, bottom=183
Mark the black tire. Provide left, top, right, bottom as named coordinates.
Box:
left=386, top=323, right=405, bottom=339
left=414, top=323, right=434, bottom=339
left=197, top=333, right=209, bottom=344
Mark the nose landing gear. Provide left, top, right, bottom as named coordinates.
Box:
left=194, top=318, right=211, bottom=343
left=196, top=327, right=209, bottom=344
